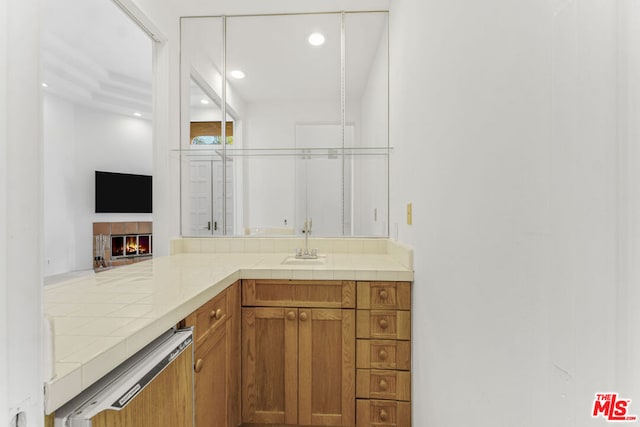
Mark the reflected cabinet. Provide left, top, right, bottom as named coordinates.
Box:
left=180, top=12, right=390, bottom=238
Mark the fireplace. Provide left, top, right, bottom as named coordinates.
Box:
left=93, top=221, right=152, bottom=270
left=112, top=234, right=152, bottom=259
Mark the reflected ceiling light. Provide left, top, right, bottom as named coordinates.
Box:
left=230, top=70, right=246, bottom=79
left=133, top=112, right=142, bottom=117
left=308, top=32, right=325, bottom=46
left=200, top=99, right=210, bottom=105
left=41, top=83, right=48, bottom=88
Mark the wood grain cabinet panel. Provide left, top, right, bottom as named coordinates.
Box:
left=241, top=279, right=356, bottom=427
left=356, top=281, right=411, bottom=427
left=181, top=281, right=240, bottom=427
left=193, top=323, right=229, bottom=427
left=357, top=282, right=411, bottom=310
left=242, top=307, right=299, bottom=425
left=188, top=290, right=228, bottom=342
left=356, top=400, right=411, bottom=427
left=298, top=308, right=355, bottom=426
left=356, top=369, right=411, bottom=401
left=239, top=279, right=411, bottom=427
left=356, top=310, right=411, bottom=340
left=242, top=279, right=355, bottom=308
left=356, top=339, right=411, bottom=371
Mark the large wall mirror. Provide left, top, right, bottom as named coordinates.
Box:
left=180, top=12, right=389, bottom=237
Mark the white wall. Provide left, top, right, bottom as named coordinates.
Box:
left=390, top=0, right=626, bottom=425
left=43, top=94, right=152, bottom=275
left=622, top=0, right=640, bottom=405
left=0, top=0, right=8, bottom=422
left=43, top=96, right=77, bottom=276
left=2, top=0, right=43, bottom=425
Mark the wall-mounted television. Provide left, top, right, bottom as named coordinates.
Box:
left=95, top=171, right=152, bottom=213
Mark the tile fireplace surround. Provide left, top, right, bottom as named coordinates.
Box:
left=92, top=221, right=152, bottom=270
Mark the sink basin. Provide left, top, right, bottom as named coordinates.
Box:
left=281, top=255, right=327, bottom=266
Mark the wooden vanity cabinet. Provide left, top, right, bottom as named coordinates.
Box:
left=356, top=281, right=411, bottom=427
left=181, top=281, right=241, bottom=427
left=241, top=280, right=356, bottom=426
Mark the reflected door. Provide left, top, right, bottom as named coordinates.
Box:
left=186, top=159, right=229, bottom=236
left=295, top=124, right=354, bottom=236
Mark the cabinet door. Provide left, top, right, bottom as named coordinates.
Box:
left=194, top=322, right=229, bottom=427
left=242, top=307, right=298, bottom=424
left=298, top=308, right=355, bottom=426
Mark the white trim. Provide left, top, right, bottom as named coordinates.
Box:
left=110, top=0, right=167, bottom=42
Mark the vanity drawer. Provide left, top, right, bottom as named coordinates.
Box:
left=356, top=399, right=411, bottom=427
left=357, top=339, right=411, bottom=370
left=357, top=310, right=411, bottom=340
left=357, top=282, right=411, bottom=310
left=356, top=369, right=411, bottom=401
left=185, top=290, right=228, bottom=342
left=242, top=279, right=355, bottom=308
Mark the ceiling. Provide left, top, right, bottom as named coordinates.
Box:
left=42, top=0, right=153, bottom=119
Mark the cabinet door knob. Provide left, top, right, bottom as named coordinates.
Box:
left=378, top=318, right=388, bottom=329
left=379, top=379, right=389, bottom=390
left=286, top=311, right=296, bottom=320
left=379, top=289, right=389, bottom=300
left=210, top=308, right=223, bottom=320
left=379, top=409, right=388, bottom=421
left=195, top=358, right=204, bottom=373
left=378, top=349, right=388, bottom=360
left=299, top=312, right=308, bottom=321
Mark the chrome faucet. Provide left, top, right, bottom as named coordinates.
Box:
left=296, top=218, right=318, bottom=259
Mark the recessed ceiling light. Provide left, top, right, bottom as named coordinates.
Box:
left=200, top=99, right=210, bottom=105
left=41, top=83, right=48, bottom=88
left=230, top=70, right=246, bottom=79
left=133, top=112, right=142, bottom=117
left=308, top=32, right=325, bottom=46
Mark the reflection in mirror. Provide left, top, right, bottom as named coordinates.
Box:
left=226, top=13, right=342, bottom=237
left=346, top=12, right=389, bottom=236
left=180, top=17, right=240, bottom=236
left=179, top=12, right=389, bottom=237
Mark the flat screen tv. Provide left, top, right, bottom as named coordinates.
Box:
left=95, top=171, right=152, bottom=213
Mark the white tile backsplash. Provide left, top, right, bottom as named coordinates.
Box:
left=184, top=238, right=202, bottom=254
left=175, top=237, right=401, bottom=257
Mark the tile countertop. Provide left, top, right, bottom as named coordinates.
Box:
left=43, top=238, right=413, bottom=414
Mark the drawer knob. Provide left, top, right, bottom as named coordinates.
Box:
left=210, top=308, right=222, bottom=320
left=287, top=311, right=296, bottom=320
left=299, top=311, right=308, bottom=321
left=379, top=409, right=388, bottom=421
left=379, top=379, right=389, bottom=390
left=379, top=289, right=389, bottom=300
left=378, top=318, right=389, bottom=329
left=378, top=349, right=388, bottom=360
left=195, top=358, right=204, bottom=373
